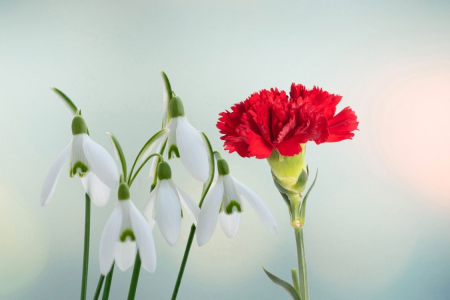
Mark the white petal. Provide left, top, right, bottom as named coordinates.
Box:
left=99, top=204, right=123, bottom=275
left=129, top=201, right=157, bottom=273
left=40, top=141, right=71, bottom=206
left=81, top=172, right=111, bottom=207
left=170, top=181, right=200, bottom=225
left=155, top=180, right=182, bottom=246
left=82, top=135, right=119, bottom=189
left=143, top=184, right=159, bottom=230
left=219, top=212, right=241, bottom=238
left=176, top=117, right=209, bottom=182
left=232, top=177, right=278, bottom=234
left=196, top=178, right=224, bottom=246
left=114, top=240, right=136, bottom=272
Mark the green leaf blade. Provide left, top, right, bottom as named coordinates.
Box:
left=106, top=132, right=127, bottom=181
left=51, top=87, right=78, bottom=115
left=299, top=169, right=318, bottom=224
left=263, top=267, right=301, bottom=300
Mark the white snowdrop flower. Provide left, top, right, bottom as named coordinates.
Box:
left=165, top=96, right=209, bottom=182
left=40, top=115, right=119, bottom=207
left=144, top=161, right=200, bottom=246
left=196, top=158, right=278, bottom=246
left=99, top=183, right=157, bottom=275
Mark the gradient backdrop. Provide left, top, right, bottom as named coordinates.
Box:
left=1, top=0, right=449, bottom=299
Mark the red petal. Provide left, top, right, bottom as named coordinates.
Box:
left=276, top=134, right=308, bottom=156
left=246, top=130, right=273, bottom=159
left=326, top=107, right=359, bottom=142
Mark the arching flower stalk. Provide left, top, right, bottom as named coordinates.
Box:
left=197, top=157, right=278, bottom=246
left=217, top=83, right=359, bottom=300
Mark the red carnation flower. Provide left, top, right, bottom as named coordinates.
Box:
left=217, top=84, right=359, bottom=159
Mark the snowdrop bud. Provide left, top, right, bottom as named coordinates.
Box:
left=71, top=116, right=88, bottom=135
left=168, top=96, right=185, bottom=118
left=118, top=182, right=130, bottom=201
left=217, top=158, right=230, bottom=176
left=157, top=161, right=172, bottom=180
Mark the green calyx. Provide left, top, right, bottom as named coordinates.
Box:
left=71, top=116, right=88, bottom=135
left=120, top=229, right=136, bottom=242
left=217, top=158, right=230, bottom=176
left=157, top=161, right=172, bottom=180
left=70, top=161, right=89, bottom=177
left=168, top=96, right=185, bottom=118
left=118, top=182, right=130, bottom=200
left=225, top=200, right=241, bottom=215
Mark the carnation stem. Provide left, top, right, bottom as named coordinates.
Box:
left=80, top=193, right=91, bottom=300
left=294, top=228, right=309, bottom=300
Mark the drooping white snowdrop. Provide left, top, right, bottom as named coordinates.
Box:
left=99, top=182, right=157, bottom=275
left=40, top=115, right=119, bottom=207
left=144, top=161, right=200, bottom=246
left=196, top=158, right=278, bottom=246
left=165, top=96, right=209, bottom=182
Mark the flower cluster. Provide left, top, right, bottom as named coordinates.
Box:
left=41, top=75, right=278, bottom=285
left=217, top=84, right=358, bottom=159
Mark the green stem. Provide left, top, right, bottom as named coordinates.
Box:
left=128, top=153, right=164, bottom=186
left=294, top=228, right=309, bottom=300
left=291, top=268, right=300, bottom=295
left=80, top=194, right=91, bottom=300
left=127, top=252, right=142, bottom=300
left=127, top=143, right=166, bottom=300
left=171, top=133, right=215, bottom=300
left=102, top=264, right=115, bottom=300
left=171, top=225, right=196, bottom=300
left=93, top=275, right=105, bottom=300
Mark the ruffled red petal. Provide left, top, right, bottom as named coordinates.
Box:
left=217, top=84, right=358, bottom=158
left=326, top=107, right=359, bottom=142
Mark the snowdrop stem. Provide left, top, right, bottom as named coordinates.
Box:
left=127, top=251, right=142, bottom=300
left=128, top=153, right=164, bottom=186
left=127, top=143, right=167, bottom=300
left=294, top=228, right=309, bottom=300
left=171, top=133, right=215, bottom=300
left=102, top=263, right=115, bottom=300
left=93, top=275, right=105, bottom=300
left=171, top=225, right=196, bottom=300
left=80, top=193, right=91, bottom=300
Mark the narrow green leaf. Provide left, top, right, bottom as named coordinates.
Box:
left=291, top=268, right=301, bottom=295
left=161, top=71, right=173, bottom=128
left=299, top=169, right=318, bottom=224
left=106, top=132, right=127, bottom=181
left=263, top=267, right=301, bottom=300
left=51, top=87, right=77, bottom=115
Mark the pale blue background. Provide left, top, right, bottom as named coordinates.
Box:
left=1, top=0, right=450, bottom=299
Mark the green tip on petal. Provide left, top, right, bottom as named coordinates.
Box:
left=168, top=144, right=180, bottom=159
left=168, top=96, right=185, bottom=118
left=71, top=116, right=88, bottom=135
left=157, top=161, right=172, bottom=180
left=120, top=229, right=136, bottom=242
left=225, top=200, right=241, bottom=215
left=118, top=182, right=130, bottom=200
left=217, top=158, right=230, bottom=176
